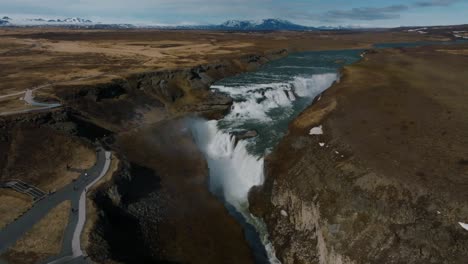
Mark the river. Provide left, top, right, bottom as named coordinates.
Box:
left=191, top=49, right=363, bottom=263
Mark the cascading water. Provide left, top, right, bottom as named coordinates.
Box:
left=191, top=120, right=278, bottom=264
left=190, top=50, right=363, bottom=263
left=192, top=120, right=264, bottom=207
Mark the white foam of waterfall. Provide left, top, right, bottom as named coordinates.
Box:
left=191, top=120, right=263, bottom=207
left=212, top=73, right=337, bottom=123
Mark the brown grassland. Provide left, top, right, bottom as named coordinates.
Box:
left=4, top=201, right=71, bottom=264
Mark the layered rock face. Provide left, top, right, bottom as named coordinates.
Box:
left=55, top=50, right=288, bottom=131
left=250, top=46, right=468, bottom=263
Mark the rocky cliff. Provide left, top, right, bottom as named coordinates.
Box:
left=250, top=45, right=468, bottom=263
left=54, top=49, right=288, bottom=132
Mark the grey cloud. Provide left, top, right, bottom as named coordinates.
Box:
left=322, top=5, right=409, bottom=21
left=415, top=0, right=459, bottom=7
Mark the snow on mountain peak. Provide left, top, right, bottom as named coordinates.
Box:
left=219, top=18, right=312, bottom=30
left=0, top=16, right=93, bottom=26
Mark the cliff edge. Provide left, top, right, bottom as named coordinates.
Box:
left=250, top=45, right=468, bottom=263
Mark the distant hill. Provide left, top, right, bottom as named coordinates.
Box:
left=215, top=19, right=316, bottom=31
left=173, top=19, right=322, bottom=31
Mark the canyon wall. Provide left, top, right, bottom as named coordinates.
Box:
left=250, top=46, right=468, bottom=264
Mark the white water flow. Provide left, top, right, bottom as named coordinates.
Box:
left=192, top=72, right=339, bottom=263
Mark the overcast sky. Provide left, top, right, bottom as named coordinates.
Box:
left=1, top=0, right=467, bottom=27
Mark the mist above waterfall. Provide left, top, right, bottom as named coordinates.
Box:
left=191, top=120, right=264, bottom=208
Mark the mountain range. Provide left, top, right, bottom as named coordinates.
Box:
left=205, top=18, right=315, bottom=30
left=0, top=16, right=356, bottom=31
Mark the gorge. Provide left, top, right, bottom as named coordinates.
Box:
left=190, top=49, right=363, bottom=263
left=1, top=26, right=467, bottom=264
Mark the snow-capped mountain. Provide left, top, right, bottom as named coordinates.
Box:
left=221, top=19, right=259, bottom=29
left=0, top=16, right=11, bottom=25
left=180, top=19, right=359, bottom=31
left=46, top=17, right=92, bottom=23
left=0, top=16, right=93, bottom=26
left=171, top=18, right=321, bottom=31
left=217, top=18, right=316, bottom=31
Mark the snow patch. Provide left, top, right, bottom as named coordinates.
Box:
left=319, top=142, right=325, bottom=147
left=280, top=210, right=288, bottom=217
left=309, top=125, right=323, bottom=135
left=459, top=222, right=468, bottom=231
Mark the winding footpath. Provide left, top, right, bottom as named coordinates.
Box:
left=0, top=88, right=61, bottom=116
left=0, top=148, right=112, bottom=264
left=0, top=73, right=110, bottom=116
left=72, top=151, right=111, bottom=258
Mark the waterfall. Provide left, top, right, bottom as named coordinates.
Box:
left=291, top=73, right=337, bottom=97
left=191, top=120, right=264, bottom=207
left=191, top=119, right=280, bottom=264
left=190, top=72, right=340, bottom=264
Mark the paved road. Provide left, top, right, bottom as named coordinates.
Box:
left=72, top=151, right=111, bottom=257
left=0, top=148, right=111, bottom=264
left=0, top=73, right=106, bottom=116
left=0, top=91, right=25, bottom=100
left=23, top=89, right=61, bottom=108
left=0, top=83, right=52, bottom=100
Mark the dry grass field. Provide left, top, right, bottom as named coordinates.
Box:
left=0, top=189, right=32, bottom=230
left=3, top=201, right=71, bottom=264
left=0, top=111, right=98, bottom=235
left=1, top=126, right=96, bottom=192
left=0, top=28, right=447, bottom=114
